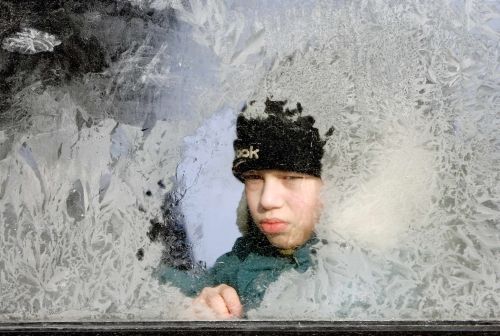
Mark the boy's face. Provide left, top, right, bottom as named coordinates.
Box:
left=242, top=169, right=323, bottom=250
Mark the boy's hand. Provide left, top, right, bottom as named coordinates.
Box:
left=192, top=284, right=243, bottom=319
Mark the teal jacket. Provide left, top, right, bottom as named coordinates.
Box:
left=157, top=229, right=317, bottom=312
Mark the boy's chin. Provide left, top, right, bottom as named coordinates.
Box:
left=266, top=235, right=298, bottom=250
left=266, top=232, right=313, bottom=251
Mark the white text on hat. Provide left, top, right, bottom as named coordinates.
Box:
left=236, top=145, right=260, bottom=159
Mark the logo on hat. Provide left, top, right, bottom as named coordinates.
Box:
left=236, top=145, right=260, bottom=159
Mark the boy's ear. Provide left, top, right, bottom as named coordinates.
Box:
left=236, top=191, right=249, bottom=235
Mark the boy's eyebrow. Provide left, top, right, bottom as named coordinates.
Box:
left=241, top=170, right=261, bottom=176
left=275, top=171, right=307, bottom=176
left=244, top=169, right=261, bottom=173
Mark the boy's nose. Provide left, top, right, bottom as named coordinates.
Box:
left=259, top=178, right=284, bottom=210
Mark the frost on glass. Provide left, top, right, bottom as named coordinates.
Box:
left=2, top=28, right=62, bottom=55
left=0, top=0, right=499, bottom=321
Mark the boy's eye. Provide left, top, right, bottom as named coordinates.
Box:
left=282, top=175, right=305, bottom=180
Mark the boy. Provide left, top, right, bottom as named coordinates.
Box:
left=159, top=98, right=331, bottom=319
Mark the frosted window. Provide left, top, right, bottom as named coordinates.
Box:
left=0, top=0, right=499, bottom=321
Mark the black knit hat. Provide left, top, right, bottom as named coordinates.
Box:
left=232, top=98, right=333, bottom=182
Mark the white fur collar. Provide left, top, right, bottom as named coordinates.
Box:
left=236, top=191, right=249, bottom=235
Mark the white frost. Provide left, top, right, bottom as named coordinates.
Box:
left=2, top=28, right=62, bottom=54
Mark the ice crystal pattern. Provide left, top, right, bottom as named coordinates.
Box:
left=0, top=0, right=499, bottom=321
left=2, top=28, right=62, bottom=54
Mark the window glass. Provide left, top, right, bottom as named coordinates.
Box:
left=0, top=0, right=498, bottom=321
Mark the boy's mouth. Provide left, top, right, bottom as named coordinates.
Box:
left=260, top=219, right=288, bottom=234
